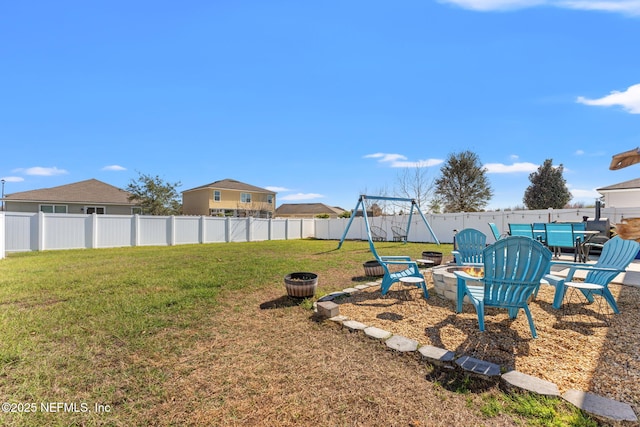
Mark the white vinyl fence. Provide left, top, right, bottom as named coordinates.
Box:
left=1, top=207, right=639, bottom=259
left=0, top=212, right=315, bottom=257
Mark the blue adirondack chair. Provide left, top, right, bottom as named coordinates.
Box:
left=454, top=236, right=552, bottom=338
left=452, top=228, right=486, bottom=265
left=373, top=246, right=428, bottom=299
left=508, top=223, right=534, bottom=239
left=544, top=236, right=640, bottom=313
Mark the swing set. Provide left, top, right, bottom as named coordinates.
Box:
left=337, top=195, right=440, bottom=297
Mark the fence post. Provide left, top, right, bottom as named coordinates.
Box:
left=246, top=217, right=252, bottom=242
left=285, top=219, right=289, bottom=240
left=170, top=216, right=176, bottom=246
left=38, top=211, right=46, bottom=251
left=225, top=217, right=230, bottom=242
left=133, top=214, right=140, bottom=247
left=91, top=213, right=98, bottom=249
left=200, top=216, right=206, bottom=244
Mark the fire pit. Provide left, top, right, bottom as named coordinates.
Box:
left=431, top=264, right=477, bottom=304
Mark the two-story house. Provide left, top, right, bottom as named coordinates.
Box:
left=182, top=179, right=276, bottom=218
left=2, top=179, right=140, bottom=214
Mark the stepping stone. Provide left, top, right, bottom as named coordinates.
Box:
left=501, top=370, right=560, bottom=397
left=342, top=287, right=360, bottom=294
left=318, top=292, right=348, bottom=302
left=342, top=320, right=367, bottom=332
left=385, top=335, right=419, bottom=352
left=328, top=315, right=348, bottom=323
left=563, top=389, right=638, bottom=423
left=455, top=355, right=500, bottom=378
left=354, top=284, right=370, bottom=290
left=364, top=326, right=392, bottom=340
left=418, top=345, right=455, bottom=367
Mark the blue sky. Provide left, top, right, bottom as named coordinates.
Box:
left=2, top=1, right=639, bottom=211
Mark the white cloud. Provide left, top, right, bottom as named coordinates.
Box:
left=510, top=154, right=520, bottom=161
left=484, top=162, right=539, bottom=173
left=102, top=165, right=126, bottom=171
left=570, top=187, right=601, bottom=199
left=439, top=0, right=640, bottom=15
left=0, top=176, right=24, bottom=183
left=577, top=83, right=640, bottom=114
left=14, top=166, right=68, bottom=176
left=265, top=186, right=290, bottom=192
left=364, top=152, right=444, bottom=168
left=280, top=193, right=325, bottom=201
left=575, top=149, right=585, bottom=155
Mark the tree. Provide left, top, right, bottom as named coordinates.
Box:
left=434, top=150, right=493, bottom=213
left=393, top=165, right=435, bottom=212
left=126, top=172, right=182, bottom=215
left=523, top=159, right=572, bottom=209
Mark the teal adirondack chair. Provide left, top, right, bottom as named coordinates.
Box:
left=373, top=245, right=428, bottom=299
left=452, top=228, right=486, bottom=265
left=544, top=236, right=640, bottom=313
left=545, top=223, right=579, bottom=261
left=454, top=236, right=552, bottom=338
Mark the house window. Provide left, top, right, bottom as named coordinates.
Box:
left=40, top=204, right=67, bottom=213
left=241, top=193, right=252, bottom=203
left=213, top=190, right=221, bottom=202
left=267, top=195, right=273, bottom=204
left=85, top=206, right=105, bottom=214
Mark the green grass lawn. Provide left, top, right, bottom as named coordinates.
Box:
left=0, top=240, right=596, bottom=426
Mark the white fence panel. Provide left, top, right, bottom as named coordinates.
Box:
left=251, top=218, right=270, bottom=241
left=138, top=216, right=171, bottom=246
left=270, top=219, right=287, bottom=240
left=203, top=217, right=226, bottom=243
left=97, top=215, right=135, bottom=248
left=227, top=218, right=248, bottom=242
left=174, top=216, right=201, bottom=245
left=301, top=218, right=315, bottom=238
left=287, top=219, right=302, bottom=240
left=4, top=212, right=36, bottom=252
left=44, top=214, right=91, bottom=250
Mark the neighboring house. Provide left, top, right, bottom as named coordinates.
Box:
left=182, top=178, right=276, bottom=218
left=597, top=178, right=640, bottom=208
left=2, top=179, right=140, bottom=214
left=275, top=203, right=346, bottom=218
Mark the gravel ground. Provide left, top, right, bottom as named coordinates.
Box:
left=337, top=268, right=640, bottom=418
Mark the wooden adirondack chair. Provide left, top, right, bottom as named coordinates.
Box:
left=452, top=228, right=486, bottom=265
left=454, top=236, right=552, bottom=338
left=544, top=236, right=640, bottom=313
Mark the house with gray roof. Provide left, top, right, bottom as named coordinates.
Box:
left=182, top=178, right=276, bottom=218
left=597, top=178, right=640, bottom=208
left=2, top=179, right=139, bottom=214
left=275, top=203, right=346, bottom=218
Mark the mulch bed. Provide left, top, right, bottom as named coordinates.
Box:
left=336, top=267, right=640, bottom=418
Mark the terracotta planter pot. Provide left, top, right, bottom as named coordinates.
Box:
left=284, top=272, right=318, bottom=298
left=363, top=260, right=384, bottom=277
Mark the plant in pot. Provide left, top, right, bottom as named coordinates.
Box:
left=284, top=272, right=318, bottom=298
left=363, top=259, right=384, bottom=277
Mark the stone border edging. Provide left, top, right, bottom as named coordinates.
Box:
left=314, top=282, right=638, bottom=425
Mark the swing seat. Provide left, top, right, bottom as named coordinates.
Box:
left=391, top=226, right=407, bottom=242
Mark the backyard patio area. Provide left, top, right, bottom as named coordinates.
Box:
left=336, top=257, right=640, bottom=418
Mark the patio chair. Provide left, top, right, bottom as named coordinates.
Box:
left=545, top=223, right=578, bottom=261
left=452, top=228, right=486, bottom=265
left=544, top=236, right=640, bottom=313
left=532, top=223, right=547, bottom=245
left=508, top=223, right=534, bottom=239
left=373, top=247, right=428, bottom=299
left=370, top=226, right=387, bottom=242
left=454, top=236, right=552, bottom=338
left=391, top=225, right=407, bottom=243
left=488, top=223, right=507, bottom=241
